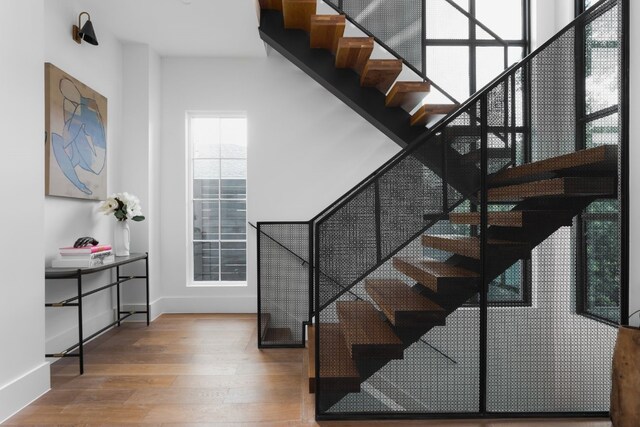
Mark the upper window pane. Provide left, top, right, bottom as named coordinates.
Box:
left=426, top=0, right=469, bottom=39
left=475, top=0, right=523, bottom=40
left=192, top=118, right=220, bottom=159
left=221, top=118, right=248, bottom=158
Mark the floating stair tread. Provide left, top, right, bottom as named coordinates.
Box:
left=489, top=145, right=618, bottom=186
left=309, top=15, right=345, bottom=53
left=410, top=104, right=458, bottom=126
left=460, top=147, right=512, bottom=165
left=360, top=59, right=403, bottom=93
left=364, top=279, right=446, bottom=328
left=421, top=234, right=529, bottom=260
left=391, top=258, right=479, bottom=292
left=282, top=0, right=317, bottom=32
left=335, top=37, right=374, bottom=73
left=307, top=325, right=315, bottom=393
left=486, top=177, right=616, bottom=202
left=259, top=0, right=283, bottom=11
left=318, top=323, right=361, bottom=392
left=449, top=210, right=574, bottom=227
left=262, top=327, right=294, bottom=343
left=336, top=300, right=403, bottom=359
left=385, top=81, right=431, bottom=111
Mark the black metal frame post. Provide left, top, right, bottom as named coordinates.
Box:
left=479, top=94, right=488, bottom=414
left=116, top=265, right=121, bottom=327
left=77, top=273, right=84, bottom=375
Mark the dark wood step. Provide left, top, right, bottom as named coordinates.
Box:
left=336, top=301, right=403, bottom=359
left=421, top=234, right=530, bottom=260
left=318, top=323, right=361, bottom=392
left=460, top=147, right=512, bottom=165
left=364, top=279, right=446, bottom=328
left=391, top=259, right=479, bottom=293
left=385, top=81, right=431, bottom=112
left=449, top=210, right=574, bottom=228
left=486, top=177, right=616, bottom=202
left=309, top=15, right=345, bottom=53
left=360, top=59, right=403, bottom=93
left=335, top=37, right=374, bottom=74
left=282, top=0, right=316, bottom=32
left=489, top=145, right=618, bottom=186
left=259, top=0, right=283, bottom=11
left=410, top=104, right=457, bottom=126
left=262, top=327, right=294, bottom=343
left=308, top=324, right=315, bottom=393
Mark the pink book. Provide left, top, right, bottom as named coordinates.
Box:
left=59, top=244, right=112, bottom=255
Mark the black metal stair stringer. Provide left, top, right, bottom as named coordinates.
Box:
left=259, top=9, right=431, bottom=149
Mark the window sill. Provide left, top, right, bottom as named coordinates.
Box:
left=187, top=281, right=248, bottom=288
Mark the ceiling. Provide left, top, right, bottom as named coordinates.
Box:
left=84, top=0, right=266, bottom=57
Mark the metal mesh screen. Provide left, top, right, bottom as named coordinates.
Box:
left=314, top=0, right=623, bottom=418
left=327, top=0, right=423, bottom=72
left=257, top=222, right=310, bottom=347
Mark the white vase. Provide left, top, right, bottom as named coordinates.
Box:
left=114, top=220, right=130, bottom=256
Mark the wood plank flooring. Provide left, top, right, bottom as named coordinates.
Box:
left=3, top=314, right=612, bottom=426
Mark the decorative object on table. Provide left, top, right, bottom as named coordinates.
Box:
left=45, top=63, right=107, bottom=200
left=53, top=242, right=113, bottom=268
left=610, top=325, right=640, bottom=427
left=99, top=192, right=145, bottom=256
left=73, top=236, right=99, bottom=248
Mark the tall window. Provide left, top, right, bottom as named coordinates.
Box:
left=575, top=0, right=621, bottom=323
left=188, top=114, right=247, bottom=285
left=425, top=0, right=529, bottom=101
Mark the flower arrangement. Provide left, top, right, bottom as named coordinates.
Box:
left=99, top=192, right=145, bottom=222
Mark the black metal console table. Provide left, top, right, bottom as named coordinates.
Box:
left=45, top=252, right=150, bottom=374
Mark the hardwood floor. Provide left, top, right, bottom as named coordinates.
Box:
left=3, top=314, right=612, bottom=426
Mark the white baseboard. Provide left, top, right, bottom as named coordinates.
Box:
left=153, top=296, right=256, bottom=314
left=0, top=362, right=49, bottom=424
left=45, top=309, right=117, bottom=354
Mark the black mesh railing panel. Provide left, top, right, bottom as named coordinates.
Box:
left=328, top=0, right=423, bottom=72
left=257, top=222, right=309, bottom=347
left=485, top=0, right=621, bottom=412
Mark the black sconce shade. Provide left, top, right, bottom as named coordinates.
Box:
left=73, top=12, right=99, bottom=45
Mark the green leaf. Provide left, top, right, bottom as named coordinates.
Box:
left=132, top=215, right=145, bottom=222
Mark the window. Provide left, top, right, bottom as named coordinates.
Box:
left=575, top=0, right=621, bottom=323
left=188, top=114, right=247, bottom=285
left=425, top=0, right=529, bottom=100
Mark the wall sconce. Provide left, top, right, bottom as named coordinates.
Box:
left=72, top=12, right=99, bottom=45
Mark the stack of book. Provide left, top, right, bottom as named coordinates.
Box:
left=52, top=245, right=114, bottom=268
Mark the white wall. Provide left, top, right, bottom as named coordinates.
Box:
left=531, top=0, right=575, bottom=49
left=43, top=0, right=125, bottom=356
left=159, top=53, right=401, bottom=313
left=0, top=0, right=49, bottom=422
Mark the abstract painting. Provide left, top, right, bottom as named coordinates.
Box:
left=45, top=63, right=107, bottom=200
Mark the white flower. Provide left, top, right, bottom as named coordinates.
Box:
left=99, top=197, right=118, bottom=214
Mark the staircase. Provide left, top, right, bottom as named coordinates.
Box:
left=255, top=0, right=625, bottom=419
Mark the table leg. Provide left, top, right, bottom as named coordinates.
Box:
left=77, top=274, right=84, bottom=375
left=145, top=254, right=150, bottom=326
left=116, top=265, right=121, bottom=327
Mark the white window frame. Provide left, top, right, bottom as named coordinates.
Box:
left=186, top=111, right=248, bottom=287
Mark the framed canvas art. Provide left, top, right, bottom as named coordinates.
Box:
left=45, top=63, right=107, bottom=200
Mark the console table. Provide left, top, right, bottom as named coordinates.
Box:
left=45, top=252, right=149, bottom=374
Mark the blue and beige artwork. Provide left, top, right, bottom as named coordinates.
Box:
left=45, top=63, right=107, bottom=200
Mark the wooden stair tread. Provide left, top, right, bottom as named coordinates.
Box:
left=364, top=279, right=446, bottom=328
left=486, top=177, right=616, bottom=202
left=421, top=234, right=529, bottom=260
left=318, top=323, right=361, bottom=392
left=259, top=0, right=282, bottom=11
left=449, top=210, right=574, bottom=227
left=460, top=147, right=512, bottom=165
left=307, top=325, right=315, bottom=393
left=489, top=145, right=618, bottom=186
left=282, top=0, right=316, bottom=32
left=410, top=104, right=457, bottom=126
left=336, top=300, right=403, bottom=359
left=385, top=81, right=431, bottom=111
left=335, top=37, right=374, bottom=74
left=391, top=258, right=479, bottom=292
left=262, top=327, right=293, bottom=343
left=360, top=59, right=403, bottom=93
left=310, top=15, right=345, bottom=53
